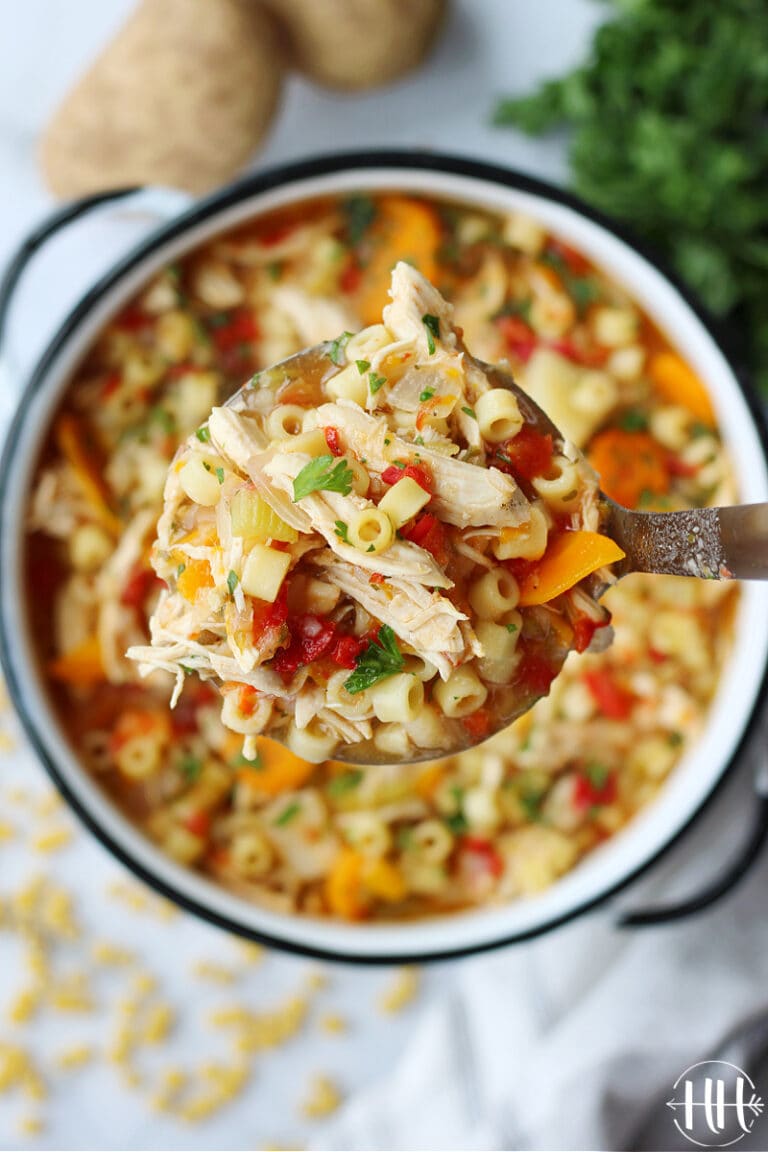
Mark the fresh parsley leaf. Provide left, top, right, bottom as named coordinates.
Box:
left=227, top=570, right=239, bottom=595
left=505, top=621, right=518, bottom=633
left=178, top=756, right=202, bottom=782
left=274, top=801, right=301, bottom=826
left=618, top=408, right=649, bottom=432
left=195, top=426, right=211, bottom=442
left=422, top=313, right=440, bottom=354
left=342, top=195, right=377, bottom=246
left=461, top=406, right=476, bottom=419
left=215, top=466, right=225, bottom=484
left=355, top=359, right=371, bottom=375
left=326, top=769, right=364, bottom=796
left=293, top=455, right=354, bottom=501
left=368, top=372, right=387, bottom=394
left=343, top=625, right=404, bottom=694
left=328, top=331, right=353, bottom=366
left=177, top=562, right=186, bottom=577
left=334, top=520, right=350, bottom=543
left=445, top=812, right=468, bottom=835
left=419, top=387, right=436, bottom=402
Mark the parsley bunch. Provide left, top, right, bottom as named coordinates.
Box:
left=493, top=0, right=768, bottom=391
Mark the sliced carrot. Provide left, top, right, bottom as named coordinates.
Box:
left=648, top=352, right=716, bottom=426
left=357, top=196, right=441, bottom=326
left=54, top=414, right=121, bottom=535
left=176, top=558, right=214, bottom=602
left=236, top=736, right=315, bottom=796
left=517, top=531, right=626, bottom=607
left=588, top=427, right=671, bottom=508
left=48, top=636, right=104, bottom=684
left=324, top=848, right=368, bottom=920
left=362, top=858, right=406, bottom=903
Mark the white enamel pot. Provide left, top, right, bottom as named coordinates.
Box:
left=2, top=153, right=768, bottom=963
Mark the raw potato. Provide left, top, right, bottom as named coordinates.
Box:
left=264, top=0, right=447, bottom=90
left=41, top=0, right=283, bottom=198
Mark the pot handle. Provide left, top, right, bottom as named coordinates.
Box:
left=618, top=752, right=768, bottom=927
left=0, top=186, right=191, bottom=432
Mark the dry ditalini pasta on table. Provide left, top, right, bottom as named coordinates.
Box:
left=27, top=192, right=737, bottom=919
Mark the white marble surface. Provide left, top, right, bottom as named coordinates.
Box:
left=1, top=4, right=764, bottom=1151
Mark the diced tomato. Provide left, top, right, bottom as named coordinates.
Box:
left=495, top=426, right=553, bottom=482
left=329, top=634, right=366, bottom=669
left=100, top=372, right=122, bottom=398
left=121, top=565, right=164, bottom=612
left=369, top=573, right=386, bottom=585
left=549, top=337, right=609, bottom=368
left=340, top=258, right=362, bottom=294
left=114, top=306, right=150, bottom=331
left=666, top=453, right=698, bottom=478
left=545, top=239, right=592, bottom=276
left=381, top=462, right=433, bottom=493
left=183, top=809, right=211, bottom=838
left=497, top=314, right=537, bottom=362
left=573, top=769, right=617, bottom=809
left=324, top=426, right=343, bottom=456
left=462, top=708, right=493, bottom=742
left=519, top=652, right=558, bottom=698
left=210, top=309, right=259, bottom=352
left=252, top=584, right=289, bottom=645
left=171, top=683, right=217, bottom=735
left=273, top=614, right=337, bottom=676
left=458, top=836, right=504, bottom=878
left=401, top=513, right=449, bottom=566
left=648, top=647, right=668, bottom=665
left=572, top=616, right=609, bottom=655
left=582, top=668, right=634, bottom=720
left=258, top=220, right=295, bottom=247
left=503, top=556, right=538, bottom=585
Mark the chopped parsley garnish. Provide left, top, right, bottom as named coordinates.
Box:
left=505, top=621, right=518, bottom=633
left=414, top=435, right=425, bottom=446
left=293, top=454, right=354, bottom=501
left=355, top=359, right=370, bottom=375
left=342, top=194, right=377, bottom=246
left=461, top=406, right=477, bottom=419
left=419, top=387, right=436, bottom=402
left=327, top=769, right=364, bottom=796
left=226, top=570, right=239, bottom=595
left=668, top=730, right=684, bottom=748
left=195, top=426, right=211, bottom=442
left=585, top=761, right=610, bottom=788
left=177, top=563, right=186, bottom=577
left=328, top=331, right=353, bottom=366
left=267, top=261, right=282, bottom=281
left=368, top=371, right=387, bottom=394
left=422, top=313, right=440, bottom=354
left=274, top=801, right=301, bottom=827
left=215, top=466, right=225, bottom=484
left=618, top=408, right=649, bottom=432
left=343, top=625, right=404, bottom=694
left=150, top=405, right=175, bottom=434
left=334, top=520, right=350, bottom=543
left=445, top=812, right=469, bottom=835
left=178, top=756, right=202, bottom=782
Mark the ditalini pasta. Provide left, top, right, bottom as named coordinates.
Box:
left=128, top=264, right=620, bottom=762
left=27, top=192, right=738, bottom=920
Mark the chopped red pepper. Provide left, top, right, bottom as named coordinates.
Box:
left=381, top=462, right=433, bottom=493
left=369, top=572, right=386, bottom=586
left=402, top=513, right=449, bottom=566
left=273, top=614, right=337, bottom=676
left=496, top=426, right=553, bottom=482
left=648, top=647, right=668, bottom=665
left=458, top=836, right=504, bottom=878
left=340, top=258, right=362, bottom=294
left=121, top=566, right=164, bottom=612
left=252, top=584, right=289, bottom=645
left=324, top=426, right=343, bottom=456
left=100, top=372, right=122, bottom=398
left=461, top=707, right=493, bottom=742
left=548, top=337, right=609, bottom=368
left=210, top=309, right=259, bottom=352
left=666, top=453, right=698, bottom=478
left=497, top=314, right=537, bottom=362
left=573, top=768, right=617, bottom=809
left=572, top=616, right=608, bottom=654
left=183, top=810, right=211, bottom=838
left=258, top=220, right=295, bottom=247
left=582, top=668, right=634, bottom=720
left=329, top=634, right=366, bottom=669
